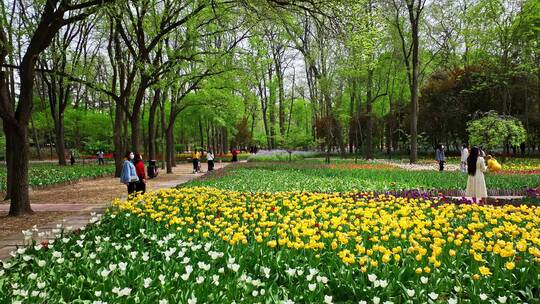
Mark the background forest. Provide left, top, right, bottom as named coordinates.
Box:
left=0, top=0, right=539, bottom=214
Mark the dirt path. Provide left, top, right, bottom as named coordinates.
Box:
left=0, top=162, right=230, bottom=259
left=374, top=159, right=461, bottom=171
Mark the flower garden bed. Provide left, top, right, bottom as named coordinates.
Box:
left=185, top=163, right=539, bottom=195
left=2, top=187, right=539, bottom=303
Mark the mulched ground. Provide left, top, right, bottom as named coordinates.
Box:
left=0, top=211, right=74, bottom=239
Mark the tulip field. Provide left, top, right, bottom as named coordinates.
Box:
left=1, top=160, right=540, bottom=303
left=187, top=162, right=539, bottom=195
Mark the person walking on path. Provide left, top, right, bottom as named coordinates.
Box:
left=231, top=148, right=238, bottom=162
left=435, top=144, right=445, bottom=171
left=70, top=150, right=76, bottom=166
left=460, top=144, right=469, bottom=173
left=133, top=153, right=146, bottom=194
left=191, top=149, right=200, bottom=174
left=97, top=150, right=105, bottom=165
left=465, top=147, right=488, bottom=201
left=120, top=152, right=139, bottom=195
left=207, top=150, right=215, bottom=171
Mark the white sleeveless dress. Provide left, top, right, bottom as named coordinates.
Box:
left=465, top=157, right=487, bottom=198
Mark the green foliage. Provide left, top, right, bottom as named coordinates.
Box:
left=32, top=108, right=113, bottom=153
left=467, top=112, right=527, bottom=150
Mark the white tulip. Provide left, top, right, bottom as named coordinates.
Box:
left=324, top=295, right=333, bottom=304
left=187, top=296, right=197, bottom=304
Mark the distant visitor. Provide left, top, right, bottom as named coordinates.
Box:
left=97, top=150, right=105, bottom=165
left=207, top=150, right=215, bottom=171
left=435, top=144, right=445, bottom=171
left=460, top=144, right=469, bottom=173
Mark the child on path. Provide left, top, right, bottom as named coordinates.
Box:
left=486, top=155, right=502, bottom=172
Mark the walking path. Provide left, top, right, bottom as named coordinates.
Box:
left=374, top=159, right=461, bottom=171
left=0, top=162, right=230, bottom=260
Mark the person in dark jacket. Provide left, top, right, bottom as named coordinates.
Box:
left=133, top=153, right=146, bottom=194
left=70, top=150, right=76, bottom=166
left=435, top=144, right=445, bottom=171
left=231, top=148, right=238, bottom=162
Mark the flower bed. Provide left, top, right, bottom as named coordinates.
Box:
left=185, top=163, right=539, bottom=194
left=0, top=164, right=114, bottom=192
left=2, top=187, right=539, bottom=303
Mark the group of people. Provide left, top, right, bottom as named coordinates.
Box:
left=120, top=152, right=147, bottom=195
left=191, top=149, right=215, bottom=174
left=436, top=144, right=502, bottom=200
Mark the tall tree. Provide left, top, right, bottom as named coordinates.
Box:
left=391, top=0, right=426, bottom=163
left=0, top=0, right=113, bottom=216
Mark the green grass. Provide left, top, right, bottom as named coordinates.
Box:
left=247, top=152, right=320, bottom=162
left=0, top=163, right=115, bottom=191
left=184, top=162, right=539, bottom=193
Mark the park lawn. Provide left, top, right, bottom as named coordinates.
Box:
left=0, top=163, right=114, bottom=192
left=185, top=162, right=539, bottom=194
left=2, top=187, right=539, bottom=303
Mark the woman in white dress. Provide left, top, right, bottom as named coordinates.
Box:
left=465, top=147, right=488, bottom=200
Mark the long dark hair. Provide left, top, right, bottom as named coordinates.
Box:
left=467, top=147, right=479, bottom=176
left=133, top=153, right=143, bottom=165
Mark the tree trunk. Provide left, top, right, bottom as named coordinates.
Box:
left=54, top=117, right=67, bottom=165
left=409, top=34, right=419, bottom=164
left=405, top=2, right=422, bottom=164
left=130, top=114, right=141, bottom=153
left=148, top=88, right=160, bottom=160
left=2, top=120, right=12, bottom=201
left=159, top=96, right=166, bottom=170
left=130, top=82, right=147, bottom=152
left=113, top=101, right=124, bottom=177
left=5, top=123, right=33, bottom=215
left=30, top=114, right=42, bottom=160
left=199, top=119, right=204, bottom=148
left=348, top=79, right=356, bottom=154
left=365, top=69, right=374, bottom=159
left=165, top=126, right=174, bottom=174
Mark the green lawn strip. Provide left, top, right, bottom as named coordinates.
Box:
left=0, top=164, right=115, bottom=191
